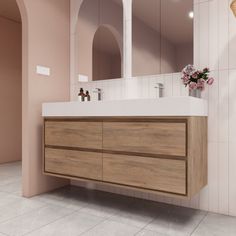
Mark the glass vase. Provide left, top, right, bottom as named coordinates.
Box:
left=189, top=89, right=201, bottom=98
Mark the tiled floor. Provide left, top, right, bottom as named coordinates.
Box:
left=0, top=162, right=236, bottom=236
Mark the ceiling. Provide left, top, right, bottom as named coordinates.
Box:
left=0, top=0, right=21, bottom=23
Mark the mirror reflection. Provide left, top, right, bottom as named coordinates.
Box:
left=132, top=0, right=193, bottom=76
left=93, top=26, right=122, bottom=81
left=76, top=0, right=123, bottom=81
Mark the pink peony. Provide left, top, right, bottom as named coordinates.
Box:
left=182, top=64, right=196, bottom=76
left=191, top=72, right=198, bottom=79
left=189, top=82, right=197, bottom=90
left=203, top=67, right=210, bottom=73
left=181, top=75, right=190, bottom=85
left=197, top=79, right=205, bottom=91
left=207, top=77, right=214, bottom=85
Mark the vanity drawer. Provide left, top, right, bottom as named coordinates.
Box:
left=44, top=148, right=102, bottom=180
left=103, top=121, right=187, bottom=157
left=45, top=121, right=102, bottom=149
left=103, top=154, right=186, bottom=195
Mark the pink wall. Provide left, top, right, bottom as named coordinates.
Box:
left=16, top=0, right=70, bottom=197
left=0, top=17, right=22, bottom=164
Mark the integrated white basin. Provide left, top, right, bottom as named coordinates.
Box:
left=42, top=97, right=208, bottom=117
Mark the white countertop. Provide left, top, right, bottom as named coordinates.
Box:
left=42, top=97, right=208, bottom=117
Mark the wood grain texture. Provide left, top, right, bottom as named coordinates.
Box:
left=45, top=121, right=102, bottom=149
left=44, top=172, right=190, bottom=199
left=103, top=122, right=187, bottom=157
left=188, top=117, right=208, bottom=197
left=44, top=148, right=102, bottom=180
left=103, top=154, right=187, bottom=195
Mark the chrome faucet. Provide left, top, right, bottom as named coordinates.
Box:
left=154, top=83, right=164, bottom=98
left=93, top=88, right=102, bottom=101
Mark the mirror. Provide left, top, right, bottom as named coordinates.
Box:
left=93, top=26, right=122, bottom=81
left=76, top=0, right=123, bottom=81
left=132, top=0, right=193, bottom=77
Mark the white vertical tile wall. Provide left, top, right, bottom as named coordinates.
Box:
left=72, top=0, right=236, bottom=217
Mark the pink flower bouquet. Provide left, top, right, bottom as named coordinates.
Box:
left=181, top=65, right=214, bottom=92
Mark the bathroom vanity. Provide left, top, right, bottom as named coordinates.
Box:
left=42, top=97, right=208, bottom=199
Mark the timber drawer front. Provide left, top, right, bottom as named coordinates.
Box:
left=45, top=148, right=102, bottom=180
left=43, top=117, right=207, bottom=199
left=103, top=122, right=186, bottom=157
left=45, top=121, right=102, bottom=150
left=103, top=154, right=186, bottom=195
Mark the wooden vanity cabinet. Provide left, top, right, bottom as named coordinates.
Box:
left=43, top=117, right=207, bottom=199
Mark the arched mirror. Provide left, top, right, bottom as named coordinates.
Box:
left=132, top=0, right=193, bottom=77
left=76, top=0, right=123, bottom=82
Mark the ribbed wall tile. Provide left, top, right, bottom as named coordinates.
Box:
left=219, top=142, right=229, bottom=215
left=209, top=0, right=218, bottom=70
left=218, top=0, right=229, bottom=70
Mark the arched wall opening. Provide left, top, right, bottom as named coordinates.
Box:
left=0, top=1, right=22, bottom=166
left=15, top=0, right=29, bottom=197
left=92, top=25, right=122, bottom=81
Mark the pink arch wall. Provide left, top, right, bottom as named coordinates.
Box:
left=16, top=0, right=70, bottom=197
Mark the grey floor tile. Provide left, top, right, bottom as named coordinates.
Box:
left=0, top=176, right=20, bottom=187
left=136, top=229, right=167, bottom=236
left=81, top=219, right=140, bottom=236
left=0, top=197, right=46, bottom=223
left=0, top=180, right=22, bottom=194
left=25, top=211, right=105, bottom=236
left=0, top=205, right=74, bottom=236
left=0, top=192, right=22, bottom=208
left=32, top=190, right=88, bottom=211
left=110, top=200, right=171, bottom=229
left=78, top=202, right=119, bottom=219
left=192, top=213, right=236, bottom=236
left=145, top=206, right=207, bottom=236
left=109, top=208, right=155, bottom=228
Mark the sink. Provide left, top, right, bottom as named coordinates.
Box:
left=42, top=97, right=208, bottom=117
